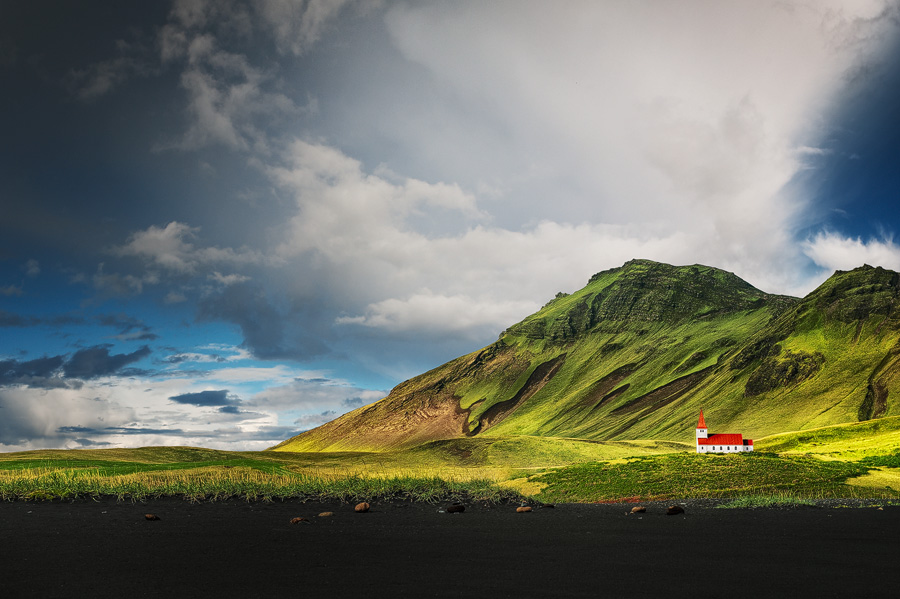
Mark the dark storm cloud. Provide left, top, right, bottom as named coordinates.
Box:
left=1, top=345, right=154, bottom=389
left=72, top=438, right=113, bottom=447
left=62, top=345, right=152, bottom=379
left=0, top=355, right=64, bottom=378
left=164, top=353, right=227, bottom=364
left=342, top=397, right=364, bottom=408
left=218, top=405, right=241, bottom=414
left=197, top=282, right=328, bottom=361
left=0, top=355, right=73, bottom=388
left=169, top=389, right=238, bottom=407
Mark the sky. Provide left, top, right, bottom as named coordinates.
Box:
left=2, top=0, right=900, bottom=451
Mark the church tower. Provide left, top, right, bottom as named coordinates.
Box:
left=695, top=409, right=708, bottom=450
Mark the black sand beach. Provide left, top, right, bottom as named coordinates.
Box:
left=2, top=498, right=898, bottom=598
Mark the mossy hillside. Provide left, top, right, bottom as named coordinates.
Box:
left=503, top=259, right=785, bottom=341
left=276, top=261, right=900, bottom=453
left=756, top=416, right=900, bottom=459
left=485, top=309, right=776, bottom=441
left=278, top=260, right=789, bottom=452
left=699, top=267, right=900, bottom=437
left=580, top=263, right=900, bottom=442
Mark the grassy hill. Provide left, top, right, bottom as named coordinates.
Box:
left=275, top=259, right=900, bottom=452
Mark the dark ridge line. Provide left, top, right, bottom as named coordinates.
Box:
left=467, top=353, right=568, bottom=436
left=610, top=364, right=716, bottom=417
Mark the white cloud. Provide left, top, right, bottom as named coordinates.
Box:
left=0, top=385, right=137, bottom=450
left=372, top=0, right=898, bottom=285
left=266, top=140, right=804, bottom=339
left=0, top=361, right=381, bottom=451
left=802, top=231, right=900, bottom=272
left=114, top=221, right=263, bottom=274
left=336, top=291, right=538, bottom=334
left=209, top=271, right=251, bottom=286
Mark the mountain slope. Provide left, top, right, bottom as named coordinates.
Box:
left=273, top=260, right=900, bottom=452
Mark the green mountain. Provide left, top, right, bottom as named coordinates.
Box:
left=273, top=259, right=900, bottom=452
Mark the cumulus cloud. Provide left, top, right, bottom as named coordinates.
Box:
left=337, top=292, right=539, bottom=335
left=802, top=231, right=900, bottom=272
left=0, top=386, right=137, bottom=449
left=175, top=38, right=300, bottom=151
left=266, top=140, right=789, bottom=339
left=373, top=0, right=898, bottom=285
left=114, top=221, right=263, bottom=274
left=152, top=0, right=346, bottom=151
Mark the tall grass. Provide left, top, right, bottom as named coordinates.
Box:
left=0, top=466, right=525, bottom=503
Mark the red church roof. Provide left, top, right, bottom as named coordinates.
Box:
left=697, top=410, right=707, bottom=429
left=698, top=434, right=746, bottom=445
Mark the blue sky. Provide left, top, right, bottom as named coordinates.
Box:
left=2, top=0, right=900, bottom=451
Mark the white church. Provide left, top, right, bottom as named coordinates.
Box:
left=695, top=410, right=753, bottom=453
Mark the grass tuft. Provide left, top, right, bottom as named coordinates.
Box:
left=716, top=494, right=817, bottom=509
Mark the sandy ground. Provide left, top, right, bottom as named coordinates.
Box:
left=1, top=498, right=899, bottom=598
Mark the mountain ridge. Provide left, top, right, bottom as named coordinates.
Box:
left=273, top=260, right=900, bottom=452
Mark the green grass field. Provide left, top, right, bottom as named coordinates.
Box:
left=529, top=452, right=880, bottom=503
left=3, top=423, right=900, bottom=503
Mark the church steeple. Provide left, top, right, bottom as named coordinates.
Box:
left=695, top=410, right=708, bottom=445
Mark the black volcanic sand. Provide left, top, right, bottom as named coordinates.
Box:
left=2, top=499, right=899, bottom=598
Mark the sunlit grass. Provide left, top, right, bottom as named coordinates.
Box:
left=3, top=437, right=900, bottom=504
left=0, top=465, right=523, bottom=503
left=756, top=416, right=900, bottom=460
left=529, top=452, right=895, bottom=503
left=716, top=493, right=818, bottom=508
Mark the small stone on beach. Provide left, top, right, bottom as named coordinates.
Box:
left=318, top=512, right=334, bottom=517
left=355, top=502, right=370, bottom=513
left=516, top=506, right=533, bottom=513
left=666, top=505, right=685, bottom=516
left=631, top=506, right=646, bottom=514
left=144, top=514, right=160, bottom=521
left=290, top=517, right=310, bottom=524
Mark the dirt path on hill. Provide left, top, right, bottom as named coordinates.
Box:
left=1, top=498, right=898, bottom=598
